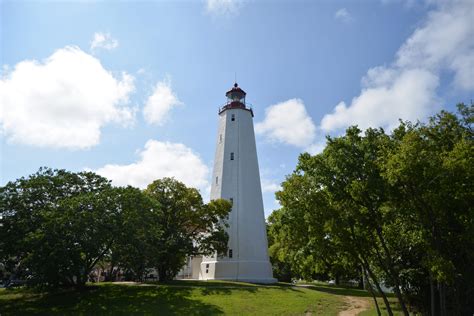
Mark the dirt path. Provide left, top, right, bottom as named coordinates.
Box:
left=338, top=296, right=371, bottom=316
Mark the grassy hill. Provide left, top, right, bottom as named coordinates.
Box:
left=0, top=281, right=401, bottom=315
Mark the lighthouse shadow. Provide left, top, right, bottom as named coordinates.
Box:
left=295, top=283, right=373, bottom=297
left=196, top=282, right=305, bottom=296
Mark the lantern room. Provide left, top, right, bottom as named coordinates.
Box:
left=219, top=82, right=253, bottom=117
left=226, top=83, right=246, bottom=105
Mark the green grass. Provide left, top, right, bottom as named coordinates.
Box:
left=0, top=281, right=406, bottom=315
left=0, top=281, right=344, bottom=315
left=296, top=282, right=404, bottom=316
left=358, top=297, right=404, bottom=316
left=295, top=282, right=376, bottom=297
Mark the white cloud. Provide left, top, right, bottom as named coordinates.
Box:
left=90, top=32, right=118, bottom=51
left=261, top=178, right=281, bottom=193
left=305, top=140, right=327, bottom=155
left=206, top=0, right=242, bottom=16
left=95, top=140, right=209, bottom=192
left=255, top=99, right=316, bottom=148
left=395, top=1, right=474, bottom=90
left=143, top=80, right=182, bottom=126
left=0, top=46, right=135, bottom=149
left=321, top=0, right=474, bottom=133
left=321, top=69, right=439, bottom=131
left=335, top=8, right=353, bottom=22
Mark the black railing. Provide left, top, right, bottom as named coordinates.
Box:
left=218, top=101, right=254, bottom=117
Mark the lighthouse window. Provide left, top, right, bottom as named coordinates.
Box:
left=231, top=114, right=235, bottom=121
left=230, top=152, right=234, bottom=160
left=229, top=198, right=233, bottom=205
left=229, top=249, right=233, bottom=258
left=219, top=134, right=222, bottom=143
left=216, top=176, right=218, bottom=185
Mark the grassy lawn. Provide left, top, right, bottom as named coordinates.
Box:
left=297, top=282, right=404, bottom=316
left=0, top=281, right=345, bottom=315
left=358, top=297, right=404, bottom=316
left=0, top=280, right=406, bottom=315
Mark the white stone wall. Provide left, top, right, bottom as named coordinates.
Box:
left=201, top=107, right=276, bottom=283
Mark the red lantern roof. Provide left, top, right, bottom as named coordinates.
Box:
left=226, top=83, right=246, bottom=99
left=219, top=83, right=253, bottom=117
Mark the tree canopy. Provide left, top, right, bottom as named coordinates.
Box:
left=0, top=169, right=231, bottom=287
left=267, top=104, right=473, bottom=315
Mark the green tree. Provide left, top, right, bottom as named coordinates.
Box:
left=267, top=174, right=359, bottom=285
left=267, top=209, right=296, bottom=282
left=272, top=103, right=473, bottom=315
left=275, top=127, right=403, bottom=315
left=382, top=104, right=474, bottom=315
left=0, top=168, right=125, bottom=287
left=0, top=171, right=231, bottom=287
left=144, top=178, right=231, bottom=282
left=104, top=186, right=157, bottom=282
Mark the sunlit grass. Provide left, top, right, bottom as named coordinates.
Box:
left=0, top=281, right=345, bottom=315
left=296, top=281, right=404, bottom=315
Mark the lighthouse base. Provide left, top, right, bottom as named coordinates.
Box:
left=199, top=260, right=277, bottom=284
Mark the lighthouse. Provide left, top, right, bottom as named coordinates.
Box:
left=200, top=83, right=276, bottom=283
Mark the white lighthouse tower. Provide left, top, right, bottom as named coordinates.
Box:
left=200, top=83, right=276, bottom=283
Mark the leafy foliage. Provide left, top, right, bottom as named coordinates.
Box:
left=270, top=104, right=473, bottom=315
left=0, top=170, right=231, bottom=287
left=143, top=178, right=231, bottom=281
left=0, top=168, right=120, bottom=287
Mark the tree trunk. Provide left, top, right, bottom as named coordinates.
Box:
left=158, top=265, right=172, bottom=282
left=349, top=224, right=393, bottom=315
left=108, top=262, right=119, bottom=282
left=361, top=256, right=394, bottom=316
left=363, top=267, right=381, bottom=316
left=430, top=272, right=436, bottom=316
left=75, top=272, right=88, bottom=289
left=358, top=266, right=364, bottom=289
left=439, top=282, right=446, bottom=316
left=374, top=227, right=410, bottom=316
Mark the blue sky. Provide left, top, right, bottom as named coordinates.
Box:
left=1, top=0, right=473, bottom=216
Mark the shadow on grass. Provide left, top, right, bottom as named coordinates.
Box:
left=152, top=280, right=259, bottom=288
left=298, top=284, right=375, bottom=298
left=359, top=297, right=404, bottom=316
left=0, top=281, right=307, bottom=315
left=0, top=284, right=223, bottom=315
left=152, top=280, right=287, bottom=288
left=148, top=280, right=304, bottom=296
